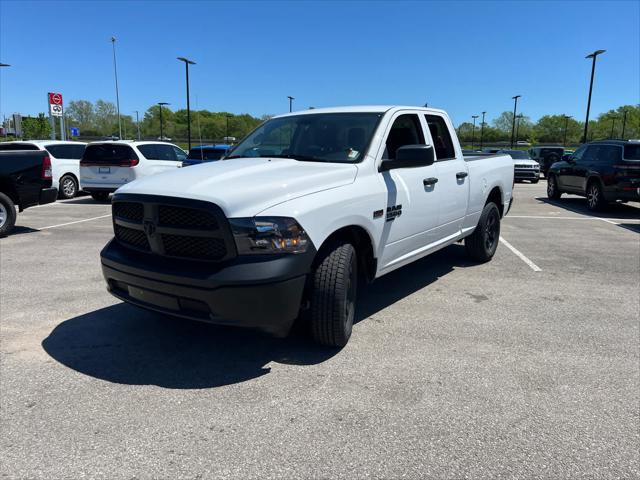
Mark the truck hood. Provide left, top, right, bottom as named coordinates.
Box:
left=116, top=157, right=358, bottom=217
left=512, top=159, right=539, bottom=166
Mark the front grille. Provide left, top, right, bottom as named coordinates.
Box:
left=162, top=234, right=227, bottom=260
left=111, top=195, right=236, bottom=263
left=515, top=164, right=538, bottom=169
left=115, top=224, right=150, bottom=250
left=113, top=202, right=144, bottom=222
left=158, top=205, right=218, bottom=229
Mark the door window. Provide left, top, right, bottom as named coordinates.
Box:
left=571, top=146, right=587, bottom=162
left=173, top=146, right=187, bottom=161
left=580, top=146, right=599, bottom=163
left=383, top=114, right=425, bottom=160
left=424, top=115, right=455, bottom=160
left=138, top=144, right=178, bottom=161
left=594, top=145, right=621, bottom=165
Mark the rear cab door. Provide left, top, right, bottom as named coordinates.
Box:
left=424, top=113, right=469, bottom=238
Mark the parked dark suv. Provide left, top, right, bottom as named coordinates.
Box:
left=529, top=146, right=564, bottom=177
left=546, top=140, right=640, bottom=211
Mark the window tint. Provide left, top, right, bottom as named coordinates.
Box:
left=69, top=144, right=86, bottom=159
left=46, top=144, right=86, bottom=159
left=138, top=144, right=178, bottom=161
left=424, top=115, right=455, bottom=160
left=624, top=144, right=640, bottom=161
left=0, top=143, right=39, bottom=151
left=383, top=114, right=425, bottom=160
left=581, top=146, right=599, bottom=163
left=188, top=148, right=226, bottom=161
left=82, top=144, right=138, bottom=164
left=173, top=146, right=187, bottom=161
left=595, top=145, right=621, bottom=165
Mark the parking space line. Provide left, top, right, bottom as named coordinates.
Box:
left=38, top=214, right=112, bottom=230
left=499, top=237, right=542, bottom=272
left=508, top=215, right=640, bottom=223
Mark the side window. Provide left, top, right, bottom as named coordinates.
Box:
left=383, top=114, right=425, bottom=160
left=155, top=144, right=178, bottom=161
left=173, top=146, right=187, bottom=161
left=580, top=146, right=599, bottom=163
left=571, top=146, right=586, bottom=161
left=70, top=145, right=86, bottom=159
left=595, top=145, right=621, bottom=165
left=45, top=145, right=65, bottom=158
left=424, top=115, right=455, bottom=160
left=137, top=144, right=158, bottom=160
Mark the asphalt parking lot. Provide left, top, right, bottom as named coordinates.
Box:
left=1, top=182, right=639, bottom=479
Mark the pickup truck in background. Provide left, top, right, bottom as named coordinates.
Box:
left=100, top=106, right=514, bottom=346
left=0, top=140, right=87, bottom=199
left=0, top=151, right=58, bottom=236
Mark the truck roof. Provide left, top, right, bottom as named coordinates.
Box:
left=274, top=105, right=448, bottom=118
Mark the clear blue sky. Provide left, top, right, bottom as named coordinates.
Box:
left=1, top=0, right=638, bottom=126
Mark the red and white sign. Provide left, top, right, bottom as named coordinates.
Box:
left=48, top=92, right=63, bottom=117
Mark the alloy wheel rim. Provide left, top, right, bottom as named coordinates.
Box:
left=0, top=203, right=6, bottom=228
left=548, top=178, right=555, bottom=196
left=588, top=185, right=598, bottom=208
left=62, top=178, right=75, bottom=197
left=485, top=212, right=498, bottom=250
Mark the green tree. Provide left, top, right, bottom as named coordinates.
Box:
left=95, top=99, right=118, bottom=136
left=66, top=100, right=95, bottom=130
left=22, top=113, right=51, bottom=139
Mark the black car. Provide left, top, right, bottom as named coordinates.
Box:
left=546, top=140, right=640, bottom=211
left=529, top=146, right=564, bottom=176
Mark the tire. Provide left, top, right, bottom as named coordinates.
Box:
left=309, top=241, right=357, bottom=347
left=0, top=192, right=17, bottom=237
left=91, top=192, right=110, bottom=202
left=58, top=175, right=78, bottom=199
left=547, top=174, right=561, bottom=199
left=586, top=180, right=606, bottom=211
left=465, top=202, right=501, bottom=263
left=531, top=179, right=539, bottom=184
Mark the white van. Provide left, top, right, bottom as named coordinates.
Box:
left=0, top=140, right=87, bottom=199
left=80, top=141, right=187, bottom=201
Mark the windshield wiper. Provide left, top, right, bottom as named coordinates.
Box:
left=269, top=154, right=324, bottom=162
left=224, top=155, right=250, bottom=159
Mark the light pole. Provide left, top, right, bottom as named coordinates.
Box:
left=158, top=102, right=169, bottom=140
left=515, top=114, right=523, bottom=145
left=110, top=37, right=122, bottom=140
left=134, top=110, right=141, bottom=140
left=226, top=114, right=232, bottom=143
left=621, top=109, right=628, bottom=139
left=563, top=115, right=572, bottom=146
left=480, top=111, right=486, bottom=149
left=510, top=95, right=521, bottom=149
left=287, top=96, right=294, bottom=113
left=471, top=115, right=479, bottom=149
left=0, top=63, right=9, bottom=138
left=609, top=116, right=617, bottom=139
left=177, top=57, right=196, bottom=150
left=582, top=49, right=606, bottom=143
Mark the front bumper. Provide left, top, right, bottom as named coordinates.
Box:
left=514, top=170, right=540, bottom=181
left=101, top=239, right=315, bottom=334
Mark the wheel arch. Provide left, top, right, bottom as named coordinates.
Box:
left=314, top=224, right=377, bottom=283
left=485, top=185, right=504, bottom=217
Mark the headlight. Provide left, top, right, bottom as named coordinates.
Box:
left=229, top=217, right=311, bottom=255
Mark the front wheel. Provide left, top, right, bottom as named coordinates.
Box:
left=309, top=241, right=357, bottom=347
left=0, top=192, right=17, bottom=237
left=58, top=175, right=78, bottom=199
left=547, top=175, right=561, bottom=199
left=465, top=202, right=501, bottom=263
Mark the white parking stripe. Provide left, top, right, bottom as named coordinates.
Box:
left=38, top=214, right=112, bottom=230
left=499, top=237, right=542, bottom=272
left=508, top=215, right=640, bottom=223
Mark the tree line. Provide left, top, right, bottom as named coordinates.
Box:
left=457, top=105, right=639, bottom=146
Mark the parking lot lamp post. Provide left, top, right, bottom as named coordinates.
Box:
left=621, top=110, right=628, bottom=139
left=582, top=49, right=606, bottom=143
left=110, top=37, right=122, bottom=140
left=510, top=95, right=521, bottom=149
left=226, top=114, right=232, bottom=143
left=471, top=115, right=478, bottom=149
left=158, top=102, right=169, bottom=140
left=288, top=96, right=294, bottom=113
left=563, top=115, right=572, bottom=146
left=479, top=111, right=486, bottom=149
left=177, top=57, right=196, bottom=150
left=515, top=114, right=524, bottom=145
left=609, top=116, right=617, bottom=139
left=134, top=110, right=141, bottom=140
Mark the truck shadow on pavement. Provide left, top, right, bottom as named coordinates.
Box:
left=537, top=196, right=640, bottom=221
left=42, top=245, right=471, bottom=389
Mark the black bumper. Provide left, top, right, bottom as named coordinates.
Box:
left=514, top=170, right=540, bottom=180
left=39, top=187, right=58, bottom=205
left=101, top=239, right=315, bottom=334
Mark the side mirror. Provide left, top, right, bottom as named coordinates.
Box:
left=380, top=145, right=435, bottom=171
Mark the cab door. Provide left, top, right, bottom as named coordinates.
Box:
left=377, top=112, right=441, bottom=271
left=564, top=145, right=595, bottom=191
left=424, top=114, right=469, bottom=238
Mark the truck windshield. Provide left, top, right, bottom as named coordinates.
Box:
left=227, top=112, right=382, bottom=163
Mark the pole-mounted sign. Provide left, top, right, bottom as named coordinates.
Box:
left=48, top=92, right=63, bottom=117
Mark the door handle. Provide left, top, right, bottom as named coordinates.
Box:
left=423, top=177, right=438, bottom=186
left=456, top=171, right=468, bottom=179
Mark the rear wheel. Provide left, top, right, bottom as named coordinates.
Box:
left=465, top=202, right=501, bottom=263
left=309, top=241, right=357, bottom=347
left=587, top=180, right=606, bottom=211
left=58, top=175, right=78, bottom=199
left=91, top=192, right=110, bottom=202
left=547, top=175, right=561, bottom=199
left=0, top=192, right=17, bottom=237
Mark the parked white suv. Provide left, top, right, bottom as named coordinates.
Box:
left=80, top=141, right=187, bottom=201
left=0, top=140, right=87, bottom=199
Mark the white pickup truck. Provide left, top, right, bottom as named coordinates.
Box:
left=101, top=106, right=514, bottom=346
